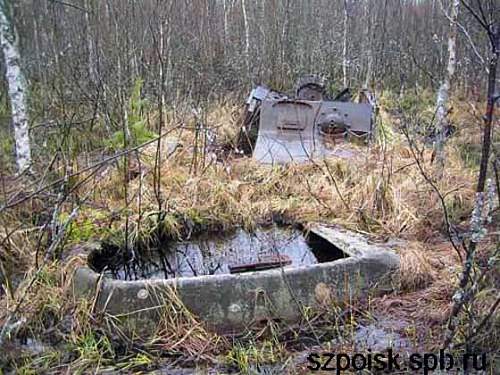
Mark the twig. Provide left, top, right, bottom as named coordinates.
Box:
left=400, top=114, right=464, bottom=262
left=322, top=159, right=350, bottom=210
left=48, top=0, right=90, bottom=13
left=0, top=126, right=181, bottom=213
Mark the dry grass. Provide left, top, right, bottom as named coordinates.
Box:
left=1, top=94, right=494, bottom=372
left=145, top=284, right=227, bottom=360
left=0, top=256, right=85, bottom=335
left=398, top=242, right=438, bottom=292
left=86, top=100, right=476, bottom=248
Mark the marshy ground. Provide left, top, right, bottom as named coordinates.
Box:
left=0, top=91, right=498, bottom=374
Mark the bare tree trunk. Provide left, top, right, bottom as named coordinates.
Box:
left=434, top=0, right=459, bottom=168
left=0, top=0, right=31, bottom=173
left=241, top=0, right=250, bottom=81
left=280, top=0, right=290, bottom=84
left=444, top=18, right=499, bottom=350
left=363, top=0, right=373, bottom=89
left=151, top=14, right=166, bottom=217
left=223, top=0, right=229, bottom=49
left=342, top=0, right=349, bottom=88
left=85, top=0, right=98, bottom=85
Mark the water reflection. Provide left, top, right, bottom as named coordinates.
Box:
left=111, top=227, right=319, bottom=280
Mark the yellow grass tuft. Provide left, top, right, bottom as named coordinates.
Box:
left=398, top=242, right=438, bottom=292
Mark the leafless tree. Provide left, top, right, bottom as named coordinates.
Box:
left=0, top=0, right=31, bottom=173
left=434, top=0, right=460, bottom=170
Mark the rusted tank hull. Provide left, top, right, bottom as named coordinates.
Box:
left=253, top=99, right=373, bottom=164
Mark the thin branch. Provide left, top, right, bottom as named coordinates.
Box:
left=0, top=125, right=182, bottom=213
left=460, top=0, right=489, bottom=30
left=439, top=0, right=488, bottom=69
left=48, top=0, right=90, bottom=13
left=466, top=294, right=500, bottom=342
left=399, top=113, right=464, bottom=262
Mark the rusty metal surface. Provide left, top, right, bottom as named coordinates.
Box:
left=242, top=75, right=375, bottom=164
left=229, top=254, right=292, bottom=274
left=318, top=101, right=373, bottom=134
left=253, top=99, right=327, bottom=164
left=245, top=85, right=287, bottom=113
left=252, top=99, right=373, bottom=164
left=296, top=85, right=324, bottom=101
left=237, top=85, right=289, bottom=154
left=294, top=74, right=326, bottom=100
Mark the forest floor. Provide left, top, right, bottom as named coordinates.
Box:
left=0, top=92, right=498, bottom=374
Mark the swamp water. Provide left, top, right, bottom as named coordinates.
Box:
left=89, top=227, right=348, bottom=281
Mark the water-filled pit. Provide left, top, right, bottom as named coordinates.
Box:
left=89, top=226, right=349, bottom=281
left=75, top=224, right=399, bottom=332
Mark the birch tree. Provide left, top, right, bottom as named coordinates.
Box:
left=434, top=0, right=459, bottom=168
left=444, top=2, right=499, bottom=348
left=6, top=0, right=494, bottom=103
left=0, top=0, right=31, bottom=173
left=241, top=0, right=250, bottom=81
left=342, top=0, right=349, bottom=88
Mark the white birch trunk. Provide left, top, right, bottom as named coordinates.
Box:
left=159, top=20, right=165, bottom=120
left=241, top=0, right=250, bottom=81
left=0, top=0, right=31, bottom=173
left=342, top=0, right=349, bottom=88
left=434, top=0, right=459, bottom=167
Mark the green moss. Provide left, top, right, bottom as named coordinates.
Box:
left=60, top=210, right=110, bottom=243
left=0, top=128, right=14, bottom=167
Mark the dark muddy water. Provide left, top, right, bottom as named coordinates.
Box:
left=90, top=227, right=347, bottom=281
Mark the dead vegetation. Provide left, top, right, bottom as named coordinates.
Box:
left=1, top=91, right=497, bottom=373
left=86, top=99, right=477, bottom=243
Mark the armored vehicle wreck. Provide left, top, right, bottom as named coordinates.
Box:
left=237, top=75, right=376, bottom=164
